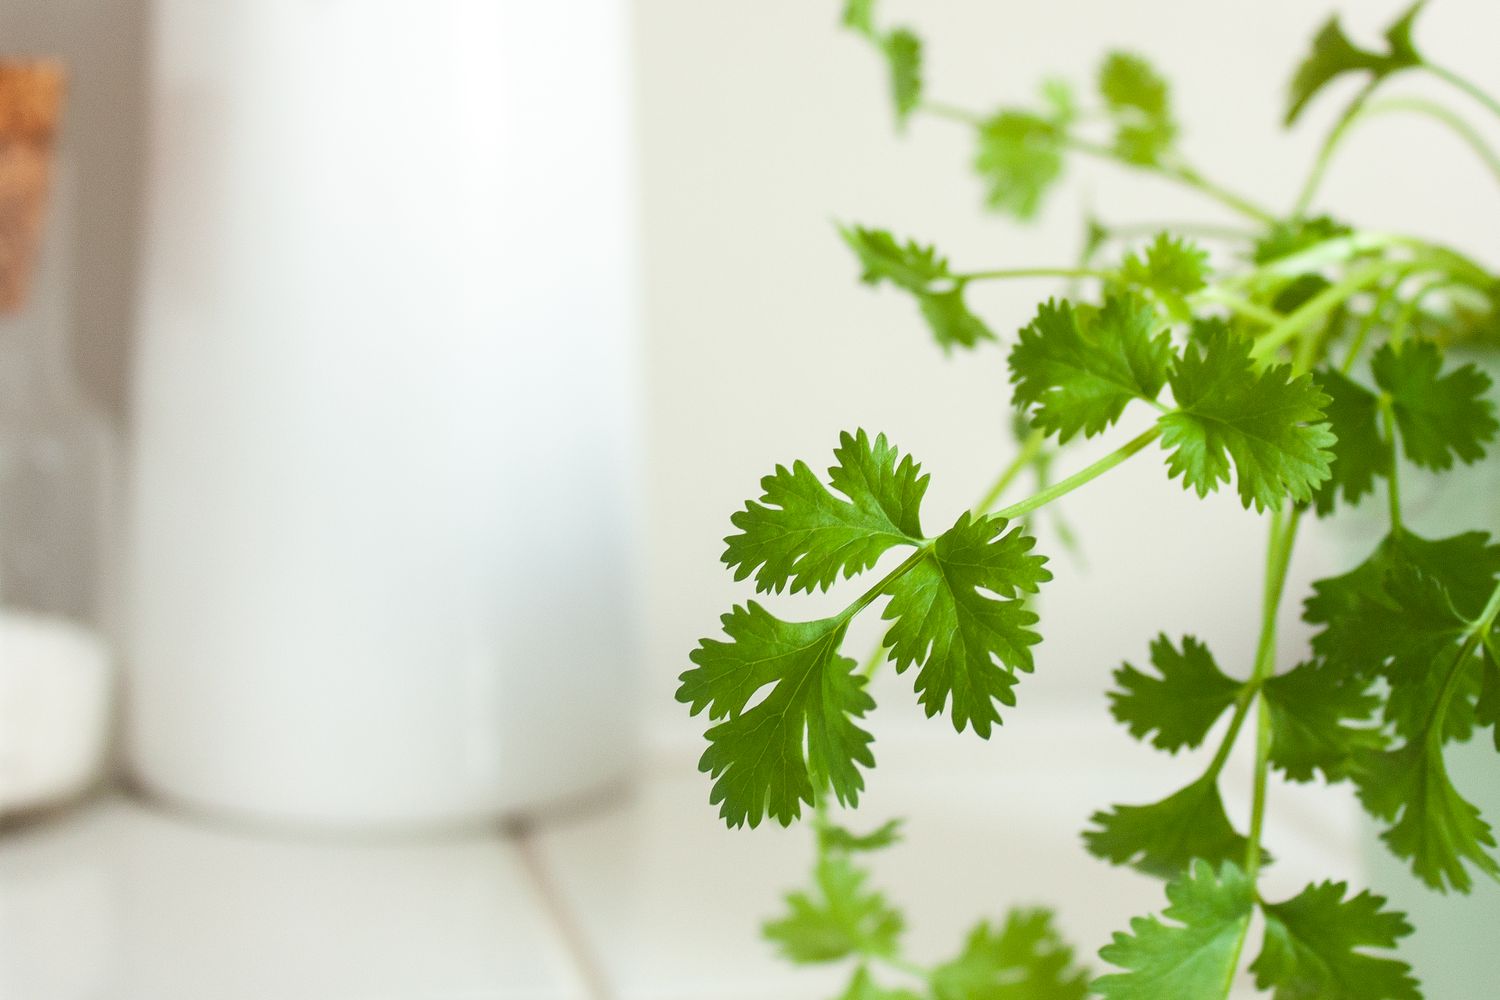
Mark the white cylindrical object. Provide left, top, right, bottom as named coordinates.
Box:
left=125, top=0, right=640, bottom=829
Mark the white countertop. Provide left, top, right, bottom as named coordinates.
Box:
left=0, top=709, right=1367, bottom=1000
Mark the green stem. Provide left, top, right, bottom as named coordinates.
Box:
left=993, top=425, right=1162, bottom=521
left=1380, top=395, right=1403, bottom=529
left=1164, top=160, right=1280, bottom=225
left=957, top=266, right=1113, bottom=283
left=842, top=544, right=933, bottom=621
left=1366, top=97, right=1500, bottom=186
left=1196, top=288, right=1284, bottom=327
left=1423, top=61, right=1500, bottom=123
left=1292, top=80, right=1378, bottom=217
left=1244, top=507, right=1301, bottom=878
left=921, top=100, right=985, bottom=126
left=1340, top=281, right=1401, bottom=374
left=1063, top=136, right=1278, bottom=224
left=1250, top=260, right=1398, bottom=360
left=974, top=428, right=1049, bottom=513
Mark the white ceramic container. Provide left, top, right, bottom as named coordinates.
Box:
left=125, top=0, right=641, bottom=830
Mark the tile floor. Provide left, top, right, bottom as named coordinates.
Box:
left=0, top=707, right=1367, bottom=1000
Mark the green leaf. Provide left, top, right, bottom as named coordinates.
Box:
left=1253, top=215, right=1353, bottom=264
left=724, top=429, right=927, bottom=595
left=1370, top=340, right=1497, bottom=472
left=1094, top=860, right=1255, bottom=999
left=1304, top=529, right=1500, bottom=741
left=1263, top=662, right=1385, bottom=783
left=1109, top=634, right=1242, bottom=753
left=932, top=909, right=1091, bottom=1000
left=1309, top=368, right=1390, bottom=516
left=820, top=818, right=904, bottom=854
left=1285, top=3, right=1426, bottom=125
left=1008, top=296, right=1173, bottom=443
left=764, top=856, right=904, bottom=963
left=881, top=513, right=1052, bottom=737
left=974, top=111, right=1066, bottom=220
left=841, top=0, right=877, bottom=37
left=918, top=284, right=996, bottom=350
left=841, top=225, right=950, bottom=293
left=1355, top=723, right=1500, bottom=893
left=883, top=28, right=922, bottom=129
left=1118, top=233, right=1210, bottom=320
left=838, top=966, right=924, bottom=1000
left=1478, top=638, right=1500, bottom=753
left=1157, top=324, right=1336, bottom=510
left=679, top=605, right=874, bottom=828
left=1098, top=52, right=1176, bottom=165
left=839, top=226, right=996, bottom=350
left=1307, top=529, right=1500, bottom=669
left=1251, top=881, right=1419, bottom=1000
left=1085, top=775, right=1251, bottom=879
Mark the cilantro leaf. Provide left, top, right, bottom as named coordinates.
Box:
left=679, top=606, right=874, bottom=828
left=820, top=818, right=904, bottom=854
left=1263, top=662, right=1385, bottom=783
left=839, top=966, right=923, bottom=1000
left=1355, top=724, right=1500, bottom=893
left=1251, top=881, right=1419, bottom=1000
left=1253, top=215, right=1353, bottom=264
left=1098, top=52, right=1176, bottom=165
left=841, top=225, right=949, bottom=293
left=1085, top=776, right=1251, bottom=879
left=1094, top=860, right=1255, bottom=999
left=841, top=0, right=876, bottom=38
left=1370, top=340, right=1497, bottom=472
left=1310, top=368, right=1390, bottom=516
left=764, top=856, right=904, bottom=963
left=724, top=429, right=927, bottom=595
left=881, top=513, right=1051, bottom=737
left=1008, top=296, right=1173, bottom=443
left=1158, top=324, right=1336, bottom=510
left=918, top=285, right=995, bottom=350
left=882, top=29, right=922, bottom=129
left=1109, top=634, right=1242, bottom=753
left=1307, top=529, right=1500, bottom=671
left=1478, top=638, right=1500, bottom=753
left=931, top=909, right=1090, bottom=1000
left=839, top=226, right=996, bottom=350
left=1304, top=529, right=1500, bottom=742
left=1118, top=233, right=1210, bottom=321
left=974, top=111, right=1066, bottom=220
left=1285, top=3, right=1426, bottom=125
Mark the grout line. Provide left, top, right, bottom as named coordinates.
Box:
left=509, top=819, right=616, bottom=1000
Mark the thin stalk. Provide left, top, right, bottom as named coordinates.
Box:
left=1251, top=260, right=1397, bottom=360
left=1243, top=507, right=1302, bottom=878
left=1340, top=281, right=1402, bottom=374
left=1292, top=81, right=1379, bottom=217
left=993, top=425, right=1162, bottom=521
left=974, top=428, right=1048, bottom=514
left=1423, top=61, right=1500, bottom=123
left=957, top=266, right=1112, bottom=283
left=1062, top=136, right=1278, bottom=224
left=1197, top=288, right=1284, bottom=327
left=1380, top=396, right=1403, bottom=529
left=921, top=100, right=985, bottom=126
left=1165, top=160, right=1280, bottom=225
left=1367, top=97, right=1500, bottom=186
left=842, top=544, right=933, bottom=621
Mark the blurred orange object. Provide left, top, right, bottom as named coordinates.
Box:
left=0, top=59, right=65, bottom=313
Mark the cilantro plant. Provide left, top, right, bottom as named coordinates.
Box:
left=679, top=4, right=1500, bottom=997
